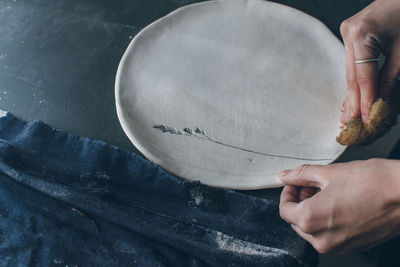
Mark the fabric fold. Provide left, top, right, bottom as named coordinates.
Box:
left=0, top=113, right=317, bottom=267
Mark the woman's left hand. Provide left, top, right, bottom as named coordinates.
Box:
left=279, top=159, right=400, bottom=253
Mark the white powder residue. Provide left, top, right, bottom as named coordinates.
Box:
left=95, top=171, right=110, bottom=180
left=10, top=168, right=19, bottom=178
left=0, top=110, right=7, bottom=117
left=190, top=189, right=203, bottom=206
left=53, top=258, right=62, bottom=264
left=215, top=231, right=292, bottom=258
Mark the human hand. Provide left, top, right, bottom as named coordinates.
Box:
left=340, top=0, right=400, bottom=124
left=278, top=159, right=400, bottom=253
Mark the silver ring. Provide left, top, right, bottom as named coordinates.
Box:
left=354, top=58, right=380, bottom=64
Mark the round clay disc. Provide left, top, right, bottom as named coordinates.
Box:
left=115, top=0, right=346, bottom=189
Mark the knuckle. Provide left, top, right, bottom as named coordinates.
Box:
left=356, top=72, right=372, bottom=87
left=298, top=210, right=314, bottom=233
left=360, top=102, right=373, bottom=112
left=349, top=20, right=373, bottom=40
left=346, top=77, right=358, bottom=90
left=279, top=206, right=286, bottom=220
left=314, top=238, right=333, bottom=254
left=347, top=105, right=360, bottom=118
left=341, top=18, right=377, bottom=44
left=340, top=19, right=351, bottom=36
left=295, top=164, right=309, bottom=177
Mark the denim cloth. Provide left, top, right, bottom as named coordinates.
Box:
left=0, top=112, right=317, bottom=267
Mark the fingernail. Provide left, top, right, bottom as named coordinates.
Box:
left=279, top=170, right=291, bottom=179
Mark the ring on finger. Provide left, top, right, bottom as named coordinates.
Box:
left=354, top=58, right=380, bottom=64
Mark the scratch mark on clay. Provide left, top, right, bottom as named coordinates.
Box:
left=153, top=124, right=332, bottom=161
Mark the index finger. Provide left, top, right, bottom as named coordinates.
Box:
left=279, top=185, right=302, bottom=224
left=342, top=43, right=361, bottom=124
left=353, top=41, right=379, bottom=122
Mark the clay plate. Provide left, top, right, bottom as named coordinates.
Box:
left=115, top=0, right=346, bottom=189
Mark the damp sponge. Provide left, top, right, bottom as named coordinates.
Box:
left=336, top=98, right=397, bottom=146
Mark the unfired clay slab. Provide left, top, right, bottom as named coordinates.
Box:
left=115, top=0, right=347, bottom=189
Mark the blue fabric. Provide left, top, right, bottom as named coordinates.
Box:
left=0, top=112, right=317, bottom=267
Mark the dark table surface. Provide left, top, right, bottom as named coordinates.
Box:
left=0, top=0, right=375, bottom=199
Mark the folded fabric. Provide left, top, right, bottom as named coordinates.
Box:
left=0, top=111, right=317, bottom=267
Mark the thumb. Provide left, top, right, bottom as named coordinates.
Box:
left=278, top=164, right=328, bottom=188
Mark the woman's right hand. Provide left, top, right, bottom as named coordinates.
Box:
left=340, top=0, right=400, bottom=124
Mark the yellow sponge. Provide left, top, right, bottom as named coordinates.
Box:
left=336, top=98, right=397, bottom=146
